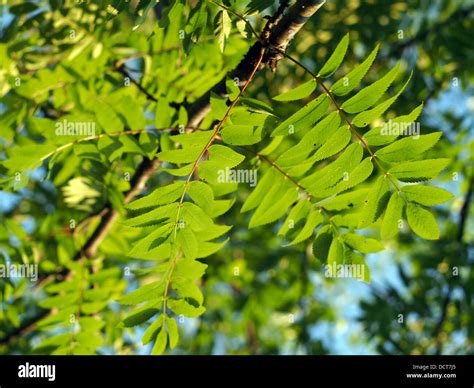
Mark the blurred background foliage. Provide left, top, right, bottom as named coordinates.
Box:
left=0, top=0, right=472, bottom=354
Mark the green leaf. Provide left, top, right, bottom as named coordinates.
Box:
left=406, top=203, right=440, bottom=240
left=215, top=9, right=231, bottom=52
left=79, top=317, right=105, bottom=333
left=220, top=124, right=263, bottom=145
left=119, top=135, right=145, bottom=155
left=35, top=333, right=71, bottom=352
left=119, top=281, right=164, bottom=305
left=128, top=232, right=172, bottom=260
left=166, top=317, right=179, bottom=349
left=124, top=203, right=178, bottom=228
left=312, top=226, right=333, bottom=262
left=358, top=176, right=391, bottom=228
left=302, top=143, right=364, bottom=195
left=376, top=132, right=442, bottom=163
left=277, top=112, right=341, bottom=168
left=127, top=182, right=185, bottom=211
left=249, top=181, right=299, bottom=228
left=81, top=301, right=108, bottom=315
left=210, top=93, right=228, bottom=120
left=142, top=316, right=164, bottom=345
left=210, top=199, right=235, bottom=218
left=381, top=192, right=405, bottom=239
left=75, top=332, right=104, bottom=350
left=241, top=168, right=276, bottom=212
left=352, top=74, right=412, bottom=127
left=151, top=327, right=167, bottom=355
left=341, top=64, right=400, bottom=113
left=342, top=233, right=384, bottom=254
left=155, top=98, right=173, bottom=129
left=196, top=239, right=229, bottom=258
left=285, top=209, right=323, bottom=245
left=39, top=293, right=79, bottom=309
left=318, top=33, right=349, bottom=77
left=162, top=164, right=194, bottom=177
left=226, top=78, right=240, bottom=100
left=157, top=146, right=202, bottom=164
left=312, top=125, right=351, bottom=162
left=272, top=95, right=329, bottom=137
left=171, top=130, right=213, bottom=148
left=327, top=238, right=344, bottom=266
left=1, top=143, right=52, bottom=174
left=169, top=299, right=206, bottom=318
left=389, top=159, right=450, bottom=182
left=188, top=181, right=214, bottom=213
left=122, top=305, right=159, bottom=327
left=331, top=44, right=379, bottom=96
left=273, top=79, right=317, bottom=101
left=174, top=258, right=207, bottom=281
left=301, top=111, right=342, bottom=147
left=321, top=189, right=369, bottom=211
left=73, top=143, right=103, bottom=162
left=176, top=226, right=198, bottom=259
left=184, top=1, right=208, bottom=52
left=241, top=98, right=274, bottom=115
left=246, top=0, right=274, bottom=13
left=345, top=251, right=370, bottom=283
left=402, top=185, right=453, bottom=206
left=117, top=95, right=147, bottom=129
left=195, top=224, right=231, bottom=241
left=278, top=200, right=311, bottom=237
left=364, top=103, right=424, bottom=146
left=133, top=0, right=156, bottom=30
left=207, top=144, right=245, bottom=168
left=182, top=202, right=215, bottom=231
left=92, top=99, right=124, bottom=133
left=172, top=278, right=204, bottom=305
left=139, top=132, right=159, bottom=158
left=97, top=135, right=121, bottom=161
left=328, top=157, right=374, bottom=196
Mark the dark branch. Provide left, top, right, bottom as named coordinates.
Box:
left=189, top=0, right=325, bottom=124
left=116, top=66, right=158, bottom=102
left=266, top=0, right=325, bottom=70
left=0, top=310, right=49, bottom=346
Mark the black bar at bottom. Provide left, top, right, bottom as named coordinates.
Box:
left=0, top=355, right=472, bottom=386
